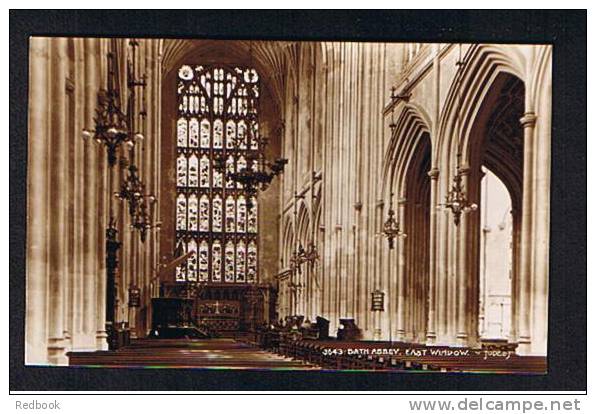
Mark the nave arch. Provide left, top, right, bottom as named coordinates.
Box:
left=430, top=44, right=550, bottom=354
left=381, top=104, right=432, bottom=343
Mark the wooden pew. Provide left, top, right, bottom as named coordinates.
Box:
left=273, top=339, right=547, bottom=373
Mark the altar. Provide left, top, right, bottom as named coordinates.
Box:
left=158, top=282, right=276, bottom=336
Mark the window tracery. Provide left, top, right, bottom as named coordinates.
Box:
left=175, top=64, right=259, bottom=283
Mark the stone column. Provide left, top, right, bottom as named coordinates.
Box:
left=372, top=202, right=384, bottom=340
left=95, top=38, right=108, bottom=350
left=456, top=166, right=471, bottom=346
left=143, top=40, right=155, bottom=336
left=517, top=112, right=537, bottom=355
left=466, top=167, right=481, bottom=347
left=426, top=168, right=439, bottom=343
left=129, top=233, right=138, bottom=338
left=435, top=163, right=451, bottom=344
left=532, top=95, right=551, bottom=355
left=47, top=37, right=68, bottom=364
left=509, top=211, right=521, bottom=343
left=82, top=38, right=99, bottom=345
left=395, top=197, right=407, bottom=340
left=427, top=44, right=441, bottom=344
left=63, top=74, right=75, bottom=348
left=26, top=37, right=50, bottom=364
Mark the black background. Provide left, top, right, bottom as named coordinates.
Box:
left=9, top=9, right=587, bottom=392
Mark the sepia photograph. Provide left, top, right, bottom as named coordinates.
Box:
left=9, top=9, right=586, bottom=394
left=24, top=36, right=551, bottom=373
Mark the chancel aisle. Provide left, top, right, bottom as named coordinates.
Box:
left=26, top=38, right=551, bottom=373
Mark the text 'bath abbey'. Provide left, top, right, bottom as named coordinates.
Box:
left=26, top=38, right=551, bottom=373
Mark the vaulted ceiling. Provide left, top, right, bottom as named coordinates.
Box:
left=159, top=39, right=300, bottom=109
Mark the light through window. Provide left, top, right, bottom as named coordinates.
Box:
left=175, top=64, right=259, bottom=283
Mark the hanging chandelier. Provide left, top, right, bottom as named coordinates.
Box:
left=382, top=192, right=406, bottom=249
left=214, top=115, right=288, bottom=204
left=443, top=164, right=477, bottom=226
left=442, top=44, right=477, bottom=226
left=81, top=41, right=144, bottom=166
left=83, top=39, right=158, bottom=241
left=220, top=128, right=288, bottom=192
left=81, top=38, right=154, bottom=348
left=114, top=162, right=159, bottom=242
left=298, top=241, right=319, bottom=265
left=289, top=241, right=319, bottom=272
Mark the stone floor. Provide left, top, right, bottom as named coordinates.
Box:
left=68, top=338, right=319, bottom=370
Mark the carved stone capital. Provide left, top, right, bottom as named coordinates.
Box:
left=519, top=112, right=537, bottom=128
left=457, top=164, right=471, bottom=175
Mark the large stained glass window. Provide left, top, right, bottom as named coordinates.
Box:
left=175, top=64, right=259, bottom=283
